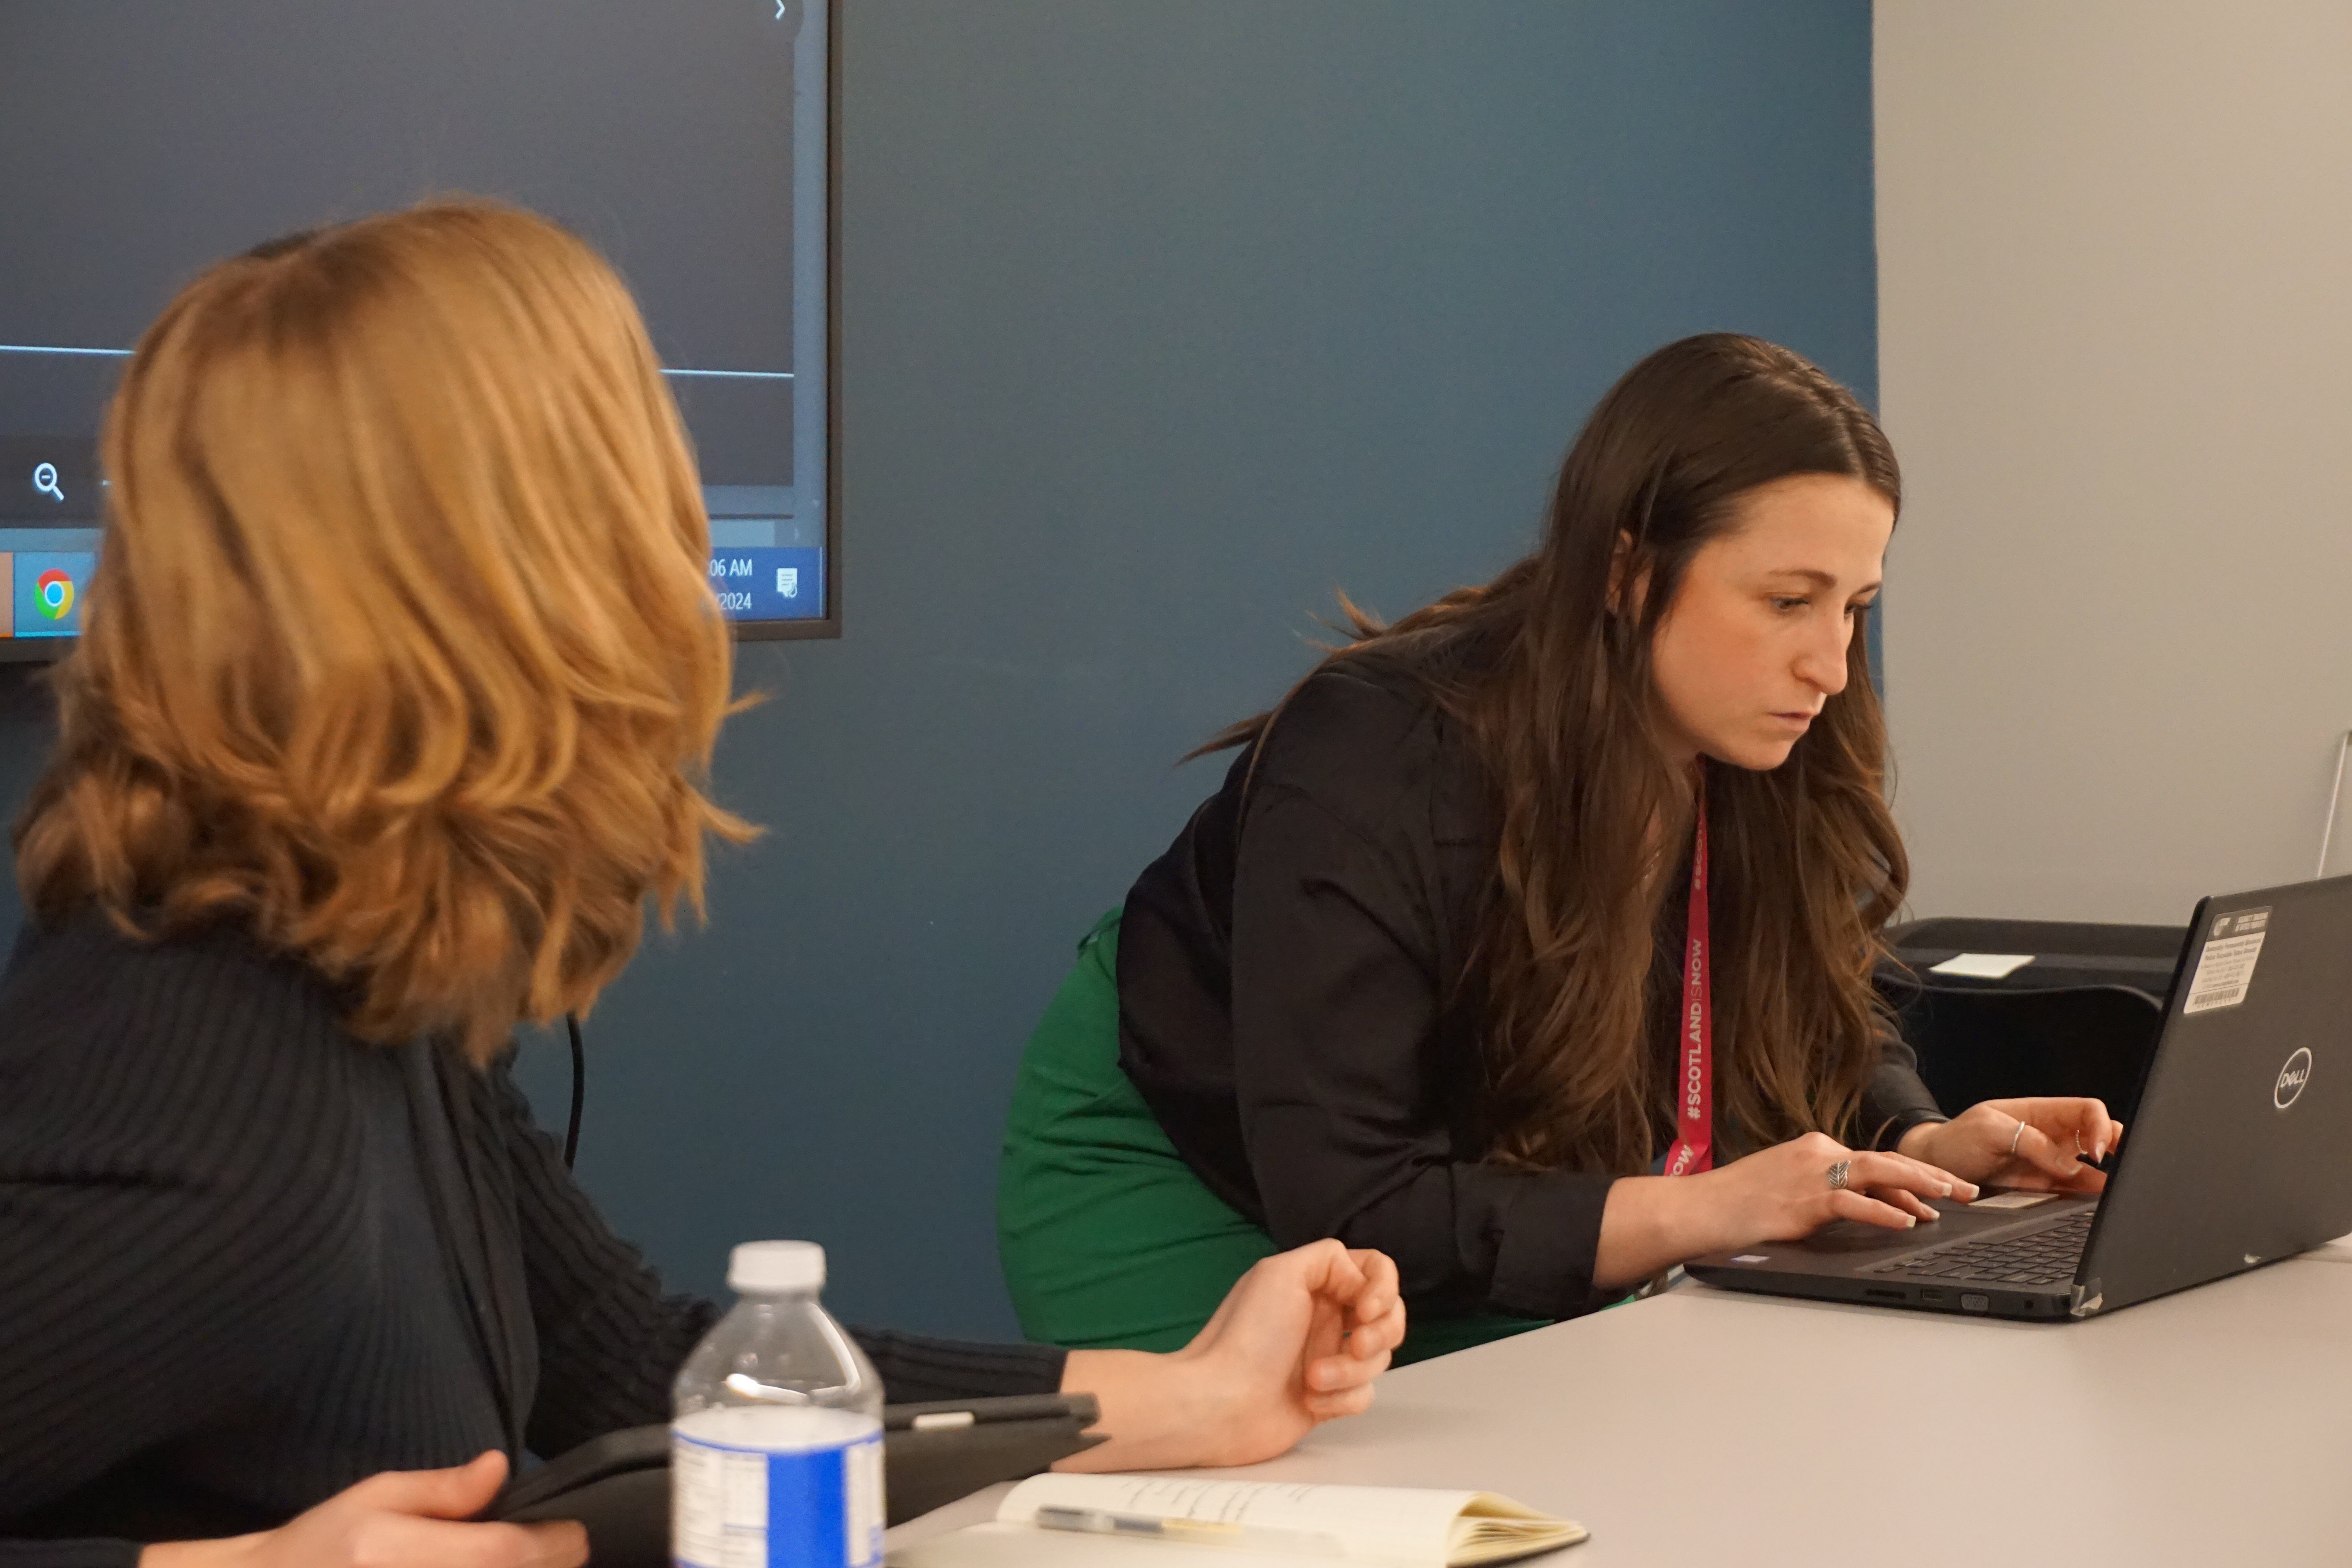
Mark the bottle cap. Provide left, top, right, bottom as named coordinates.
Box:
left=729, top=1240, right=825, bottom=1295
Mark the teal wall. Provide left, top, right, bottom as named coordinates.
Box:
left=0, top=1, right=1877, bottom=1337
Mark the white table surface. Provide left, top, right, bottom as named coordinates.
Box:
left=889, top=1245, right=2352, bottom=1566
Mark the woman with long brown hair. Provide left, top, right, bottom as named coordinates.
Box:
left=0, top=203, right=1406, bottom=1567
left=999, top=333, right=2120, bottom=1360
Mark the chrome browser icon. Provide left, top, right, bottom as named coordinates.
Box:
left=35, top=567, right=76, bottom=620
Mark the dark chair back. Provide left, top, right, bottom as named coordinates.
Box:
left=1877, top=982, right=2165, bottom=1127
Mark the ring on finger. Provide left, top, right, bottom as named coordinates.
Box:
left=1827, top=1159, right=1851, bottom=1191
left=2008, top=1118, right=2027, bottom=1156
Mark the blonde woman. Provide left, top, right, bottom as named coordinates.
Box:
left=0, top=204, right=1405, bottom=1568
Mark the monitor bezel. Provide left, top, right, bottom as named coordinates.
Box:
left=739, top=0, right=842, bottom=642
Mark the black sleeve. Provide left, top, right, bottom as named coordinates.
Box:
left=490, top=1070, right=1067, bottom=1437
left=0, top=1546, right=138, bottom=1568
left=0, top=1005, right=344, bottom=1566
left=490, top=1066, right=721, bottom=1454
left=0, top=1137, right=262, bottom=1568
left=1860, top=1031, right=1948, bottom=1152
left=1229, top=776, right=1619, bottom=1323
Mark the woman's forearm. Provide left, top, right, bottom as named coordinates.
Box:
left=1054, top=1348, right=1222, bottom=1472
left=1896, top=1120, right=1945, bottom=1163
left=1592, top=1175, right=1725, bottom=1290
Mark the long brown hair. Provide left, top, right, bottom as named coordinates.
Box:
left=1214, top=334, right=1907, bottom=1172
left=15, top=201, right=753, bottom=1062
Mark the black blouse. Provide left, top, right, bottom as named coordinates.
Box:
left=1116, top=641, right=1945, bottom=1323
left=0, top=913, right=1064, bottom=1566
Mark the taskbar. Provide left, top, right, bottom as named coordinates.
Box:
left=1, top=543, right=826, bottom=656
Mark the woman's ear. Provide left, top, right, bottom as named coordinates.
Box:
left=1606, top=532, right=1648, bottom=617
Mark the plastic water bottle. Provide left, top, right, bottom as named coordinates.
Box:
left=673, top=1241, right=886, bottom=1568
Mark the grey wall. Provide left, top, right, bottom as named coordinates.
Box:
left=1876, top=1, right=2352, bottom=924
left=0, top=1, right=1879, bottom=1337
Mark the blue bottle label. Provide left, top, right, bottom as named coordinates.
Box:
left=673, top=1414, right=884, bottom=1568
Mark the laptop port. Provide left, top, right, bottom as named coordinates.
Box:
left=1864, top=1287, right=1906, bottom=1301
left=1921, top=1288, right=1946, bottom=1303
left=1960, top=1293, right=1990, bottom=1313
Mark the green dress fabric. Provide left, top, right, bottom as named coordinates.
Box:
left=996, top=911, right=1552, bottom=1365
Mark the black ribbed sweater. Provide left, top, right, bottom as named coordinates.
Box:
left=0, top=912, right=1065, bottom=1565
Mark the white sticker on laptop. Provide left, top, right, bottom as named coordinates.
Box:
left=1971, top=1191, right=2057, bottom=1210
left=2183, top=907, right=2269, bottom=1014
left=1928, top=952, right=2036, bottom=980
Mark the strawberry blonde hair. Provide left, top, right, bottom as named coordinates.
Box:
left=15, top=201, right=752, bottom=1061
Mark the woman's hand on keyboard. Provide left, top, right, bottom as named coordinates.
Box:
left=1596, top=1133, right=1979, bottom=1287
left=1705, top=1132, right=1980, bottom=1243
left=1898, top=1098, right=2122, bottom=1192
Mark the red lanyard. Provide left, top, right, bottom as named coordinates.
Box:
left=1661, top=784, right=1712, bottom=1177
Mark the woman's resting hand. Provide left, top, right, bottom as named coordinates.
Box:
left=139, top=1452, right=584, bottom=1568
left=1898, top=1097, right=2122, bottom=1192
left=1596, top=1131, right=1980, bottom=1289
left=1055, top=1238, right=1408, bottom=1472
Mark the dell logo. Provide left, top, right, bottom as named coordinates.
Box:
left=2275, top=1047, right=2313, bottom=1110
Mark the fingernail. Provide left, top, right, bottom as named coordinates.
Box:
left=1904, top=1215, right=1917, bottom=1228
left=1938, top=1183, right=1953, bottom=1196
left=1918, top=1206, right=1939, bottom=1220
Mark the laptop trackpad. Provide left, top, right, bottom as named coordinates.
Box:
left=1782, top=1193, right=2096, bottom=1264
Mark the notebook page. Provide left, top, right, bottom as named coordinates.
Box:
left=892, top=1521, right=1308, bottom=1568
left=1000, top=1475, right=1482, bottom=1564
left=1454, top=1495, right=1590, bottom=1563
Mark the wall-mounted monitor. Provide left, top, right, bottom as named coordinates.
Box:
left=0, top=0, right=838, bottom=659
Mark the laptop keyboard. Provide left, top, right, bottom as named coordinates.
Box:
left=1869, top=1212, right=2093, bottom=1289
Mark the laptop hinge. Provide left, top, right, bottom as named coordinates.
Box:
left=2069, top=1280, right=2104, bottom=1319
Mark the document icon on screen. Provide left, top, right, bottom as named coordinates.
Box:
left=777, top=567, right=799, bottom=599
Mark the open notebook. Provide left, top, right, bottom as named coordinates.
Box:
left=891, top=1474, right=1587, bottom=1566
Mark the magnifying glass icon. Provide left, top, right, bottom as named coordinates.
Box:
left=32, top=461, right=63, bottom=502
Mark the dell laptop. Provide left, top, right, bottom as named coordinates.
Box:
left=1688, top=872, right=2352, bottom=1321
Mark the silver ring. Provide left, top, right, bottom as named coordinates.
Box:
left=1827, top=1160, right=1851, bottom=1191
left=2009, top=1118, right=2027, bottom=1156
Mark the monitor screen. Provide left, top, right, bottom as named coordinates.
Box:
left=0, top=0, right=835, bottom=659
